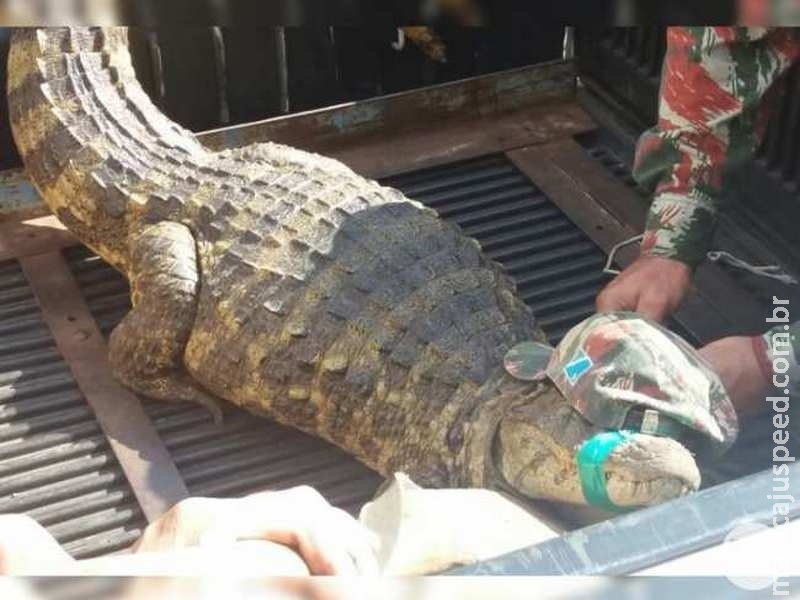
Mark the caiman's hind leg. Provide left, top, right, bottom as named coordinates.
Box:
left=109, top=222, right=223, bottom=422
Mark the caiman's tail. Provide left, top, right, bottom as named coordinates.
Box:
left=6, top=27, right=368, bottom=271
left=8, top=27, right=220, bottom=269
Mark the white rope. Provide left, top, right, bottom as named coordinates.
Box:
left=707, top=250, right=799, bottom=285
left=603, top=234, right=644, bottom=276
left=602, top=236, right=798, bottom=286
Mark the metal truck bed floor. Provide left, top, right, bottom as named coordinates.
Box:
left=0, top=155, right=594, bottom=556
left=0, top=60, right=794, bottom=563
left=0, top=148, right=785, bottom=558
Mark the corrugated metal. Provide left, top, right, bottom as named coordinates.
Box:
left=1, top=153, right=653, bottom=557
left=757, top=61, right=800, bottom=189
left=60, top=155, right=609, bottom=527
left=385, top=154, right=608, bottom=344
left=578, top=135, right=639, bottom=192
left=600, top=28, right=664, bottom=78
left=576, top=27, right=665, bottom=127
left=0, top=259, right=146, bottom=559
left=740, top=60, right=800, bottom=268
left=64, top=246, right=383, bottom=517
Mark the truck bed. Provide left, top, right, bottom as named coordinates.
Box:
left=1, top=59, right=798, bottom=568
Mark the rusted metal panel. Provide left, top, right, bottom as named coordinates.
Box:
left=19, top=251, right=190, bottom=522
left=576, top=27, right=665, bottom=129
left=327, top=102, right=593, bottom=181
left=0, top=258, right=146, bottom=558
left=199, top=60, right=580, bottom=152
left=1, top=62, right=590, bottom=221
left=1, top=102, right=592, bottom=219
left=507, top=144, right=642, bottom=253
left=0, top=169, right=49, bottom=222
left=0, top=216, right=77, bottom=262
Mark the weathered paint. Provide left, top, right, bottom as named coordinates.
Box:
left=3, top=60, right=587, bottom=222
left=0, top=167, right=47, bottom=220
left=199, top=60, right=578, bottom=151
left=328, top=102, right=385, bottom=134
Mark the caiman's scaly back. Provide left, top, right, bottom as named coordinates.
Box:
left=8, top=27, right=702, bottom=513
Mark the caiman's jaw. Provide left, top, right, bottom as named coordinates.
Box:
left=492, top=393, right=701, bottom=511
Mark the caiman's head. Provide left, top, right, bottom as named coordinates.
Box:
left=488, top=313, right=738, bottom=513
left=7, top=27, right=204, bottom=273
left=492, top=391, right=703, bottom=512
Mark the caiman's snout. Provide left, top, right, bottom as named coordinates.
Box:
left=492, top=394, right=701, bottom=512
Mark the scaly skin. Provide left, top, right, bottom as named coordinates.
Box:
left=7, top=27, right=701, bottom=509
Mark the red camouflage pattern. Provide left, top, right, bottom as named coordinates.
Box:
left=632, top=26, right=800, bottom=397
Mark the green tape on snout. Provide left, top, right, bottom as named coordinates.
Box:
left=577, top=431, right=633, bottom=513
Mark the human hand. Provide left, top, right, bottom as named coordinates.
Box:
left=698, top=335, right=771, bottom=420
left=597, top=255, right=692, bottom=322
left=132, top=486, right=379, bottom=575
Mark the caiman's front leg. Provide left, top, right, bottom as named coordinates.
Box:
left=109, top=222, right=223, bottom=422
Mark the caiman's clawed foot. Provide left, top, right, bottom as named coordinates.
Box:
left=110, top=362, right=225, bottom=425
left=108, top=221, right=224, bottom=425
left=493, top=390, right=701, bottom=511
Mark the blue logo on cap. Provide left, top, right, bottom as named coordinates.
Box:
left=564, top=349, right=593, bottom=384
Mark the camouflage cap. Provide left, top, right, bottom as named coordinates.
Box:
left=505, top=312, right=739, bottom=454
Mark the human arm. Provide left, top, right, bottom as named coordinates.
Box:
left=130, top=487, right=378, bottom=575
left=598, top=27, right=800, bottom=320
left=0, top=487, right=377, bottom=577
left=698, top=320, right=800, bottom=420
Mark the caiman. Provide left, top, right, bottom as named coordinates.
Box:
left=6, top=27, right=701, bottom=510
